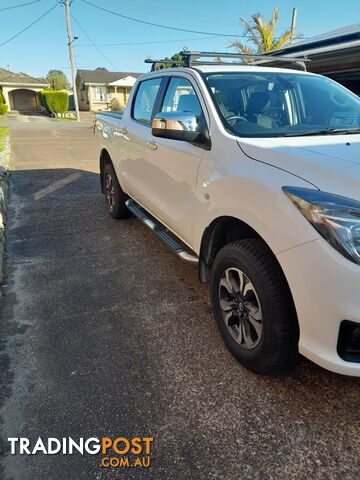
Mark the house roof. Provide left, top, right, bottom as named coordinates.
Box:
left=77, top=69, right=142, bottom=84
left=0, top=68, right=47, bottom=85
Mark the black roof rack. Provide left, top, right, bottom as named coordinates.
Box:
left=145, top=50, right=310, bottom=72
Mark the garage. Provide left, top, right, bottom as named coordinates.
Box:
left=9, top=88, right=40, bottom=112
left=0, top=67, right=49, bottom=112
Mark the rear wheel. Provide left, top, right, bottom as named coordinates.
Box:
left=210, top=239, right=298, bottom=375
left=103, top=163, right=131, bottom=219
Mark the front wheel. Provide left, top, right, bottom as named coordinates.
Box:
left=210, top=239, right=299, bottom=375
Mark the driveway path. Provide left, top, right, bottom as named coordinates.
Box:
left=0, top=116, right=359, bottom=480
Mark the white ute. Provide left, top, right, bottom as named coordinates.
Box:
left=95, top=51, right=360, bottom=376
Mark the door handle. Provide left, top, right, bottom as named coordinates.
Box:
left=113, top=127, right=127, bottom=137
left=146, top=141, right=157, bottom=150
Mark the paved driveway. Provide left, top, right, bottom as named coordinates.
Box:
left=0, top=116, right=359, bottom=480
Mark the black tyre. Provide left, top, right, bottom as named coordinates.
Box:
left=211, top=239, right=299, bottom=375
left=103, top=163, right=131, bottom=219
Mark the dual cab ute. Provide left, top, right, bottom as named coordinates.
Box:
left=95, top=51, right=360, bottom=376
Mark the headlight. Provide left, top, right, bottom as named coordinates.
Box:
left=283, top=187, right=360, bottom=265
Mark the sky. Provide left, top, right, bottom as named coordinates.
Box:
left=0, top=0, right=359, bottom=79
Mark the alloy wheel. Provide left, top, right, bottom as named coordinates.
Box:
left=218, top=267, right=263, bottom=349
left=105, top=173, right=115, bottom=212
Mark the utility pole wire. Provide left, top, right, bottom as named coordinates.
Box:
left=80, top=0, right=244, bottom=37
left=0, top=2, right=59, bottom=48
left=70, top=13, right=119, bottom=70
left=76, top=36, right=222, bottom=46
left=64, top=0, right=81, bottom=120
left=0, top=0, right=43, bottom=11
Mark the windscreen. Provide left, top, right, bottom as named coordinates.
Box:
left=205, top=72, right=360, bottom=137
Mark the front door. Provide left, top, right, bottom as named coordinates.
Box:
left=143, top=76, right=207, bottom=247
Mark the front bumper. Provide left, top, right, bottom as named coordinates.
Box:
left=277, top=238, right=360, bottom=376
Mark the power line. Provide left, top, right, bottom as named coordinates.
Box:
left=98, top=0, right=236, bottom=26
left=0, top=2, right=60, bottom=48
left=70, top=12, right=119, bottom=70
left=0, top=0, right=43, bottom=11
left=76, top=35, right=229, bottom=47
left=80, top=0, right=244, bottom=37
left=84, top=0, right=308, bottom=42
left=75, top=35, right=310, bottom=48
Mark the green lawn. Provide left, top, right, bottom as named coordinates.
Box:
left=0, top=126, right=9, bottom=152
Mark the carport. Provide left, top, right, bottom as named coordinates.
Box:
left=261, top=25, right=360, bottom=95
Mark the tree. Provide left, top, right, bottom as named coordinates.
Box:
left=154, top=52, right=184, bottom=70
left=46, top=70, right=70, bottom=90
left=95, top=67, right=108, bottom=71
left=229, top=8, right=302, bottom=55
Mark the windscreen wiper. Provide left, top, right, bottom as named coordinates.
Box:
left=284, top=128, right=360, bottom=137
left=328, top=128, right=360, bottom=135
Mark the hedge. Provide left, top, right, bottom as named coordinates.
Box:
left=0, top=90, right=7, bottom=115
left=38, top=90, right=69, bottom=115
left=0, top=104, right=8, bottom=116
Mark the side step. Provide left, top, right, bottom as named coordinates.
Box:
left=125, top=199, right=199, bottom=264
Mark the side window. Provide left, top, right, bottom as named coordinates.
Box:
left=161, top=77, right=203, bottom=120
left=133, top=77, right=162, bottom=125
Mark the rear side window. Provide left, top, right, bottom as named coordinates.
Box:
left=133, top=78, right=162, bottom=125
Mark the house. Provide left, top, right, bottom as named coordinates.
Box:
left=76, top=69, right=142, bottom=111
left=261, top=24, right=360, bottom=95
left=0, top=68, right=49, bottom=112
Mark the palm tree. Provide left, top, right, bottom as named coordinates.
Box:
left=229, top=8, right=302, bottom=55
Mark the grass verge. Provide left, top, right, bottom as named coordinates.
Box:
left=0, top=127, right=10, bottom=152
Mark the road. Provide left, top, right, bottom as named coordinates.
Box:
left=0, top=114, right=359, bottom=480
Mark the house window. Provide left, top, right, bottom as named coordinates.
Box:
left=93, top=86, right=107, bottom=102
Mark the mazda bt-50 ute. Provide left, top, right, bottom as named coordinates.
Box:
left=95, top=51, right=360, bottom=376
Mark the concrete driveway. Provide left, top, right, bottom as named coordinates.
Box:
left=0, top=115, right=359, bottom=480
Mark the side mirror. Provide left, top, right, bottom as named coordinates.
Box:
left=151, top=111, right=211, bottom=150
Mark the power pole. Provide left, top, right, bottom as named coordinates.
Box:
left=290, top=7, right=297, bottom=44
left=64, top=0, right=80, bottom=121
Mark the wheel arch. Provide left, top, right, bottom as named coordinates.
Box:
left=198, top=215, right=293, bottom=288
left=199, top=216, right=260, bottom=283
left=199, top=215, right=299, bottom=342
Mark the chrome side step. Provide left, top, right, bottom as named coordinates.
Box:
left=125, top=199, right=199, bottom=264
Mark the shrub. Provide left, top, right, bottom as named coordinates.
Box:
left=0, top=90, right=7, bottom=115
left=0, top=104, right=8, bottom=116
left=110, top=97, right=125, bottom=112
left=38, top=91, right=46, bottom=109
left=39, top=90, right=69, bottom=115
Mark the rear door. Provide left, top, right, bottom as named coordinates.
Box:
left=114, top=76, right=164, bottom=201
left=143, top=75, right=208, bottom=246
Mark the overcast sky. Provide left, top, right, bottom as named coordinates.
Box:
left=1, top=0, right=359, bottom=78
